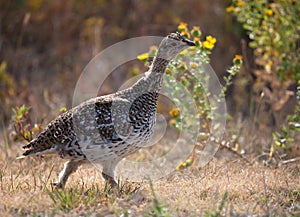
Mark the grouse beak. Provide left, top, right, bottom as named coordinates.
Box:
left=183, top=38, right=196, bottom=46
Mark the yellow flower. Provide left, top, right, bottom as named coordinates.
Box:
left=206, top=35, right=216, bottom=44
left=226, top=6, right=234, bottom=13
left=178, top=22, right=188, bottom=32
left=137, top=52, right=149, bottom=62
left=264, top=9, right=273, bottom=16
left=169, top=108, right=180, bottom=117
left=236, top=1, right=245, bottom=7
left=202, top=36, right=216, bottom=50
left=180, top=49, right=188, bottom=55
left=202, top=41, right=214, bottom=50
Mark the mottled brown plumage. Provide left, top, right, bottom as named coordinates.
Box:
left=18, top=32, right=195, bottom=188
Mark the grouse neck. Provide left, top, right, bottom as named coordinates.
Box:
left=137, top=56, right=170, bottom=93
left=150, top=57, right=170, bottom=74
left=117, top=57, right=170, bottom=101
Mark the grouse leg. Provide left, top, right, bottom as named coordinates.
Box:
left=102, top=158, right=121, bottom=188
left=54, top=160, right=82, bottom=188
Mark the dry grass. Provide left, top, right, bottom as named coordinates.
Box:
left=0, top=140, right=299, bottom=217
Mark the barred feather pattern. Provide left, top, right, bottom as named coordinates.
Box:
left=22, top=91, right=158, bottom=161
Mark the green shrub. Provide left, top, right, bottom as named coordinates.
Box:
left=227, top=0, right=300, bottom=160
left=272, top=81, right=300, bottom=156
left=227, top=0, right=300, bottom=81
left=12, top=105, right=42, bottom=142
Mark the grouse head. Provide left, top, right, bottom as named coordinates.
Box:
left=157, top=32, right=195, bottom=61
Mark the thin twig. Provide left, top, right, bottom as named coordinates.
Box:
left=279, top=157, right=300, bottom=166
left=220, top=142, right=253, bottom=165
